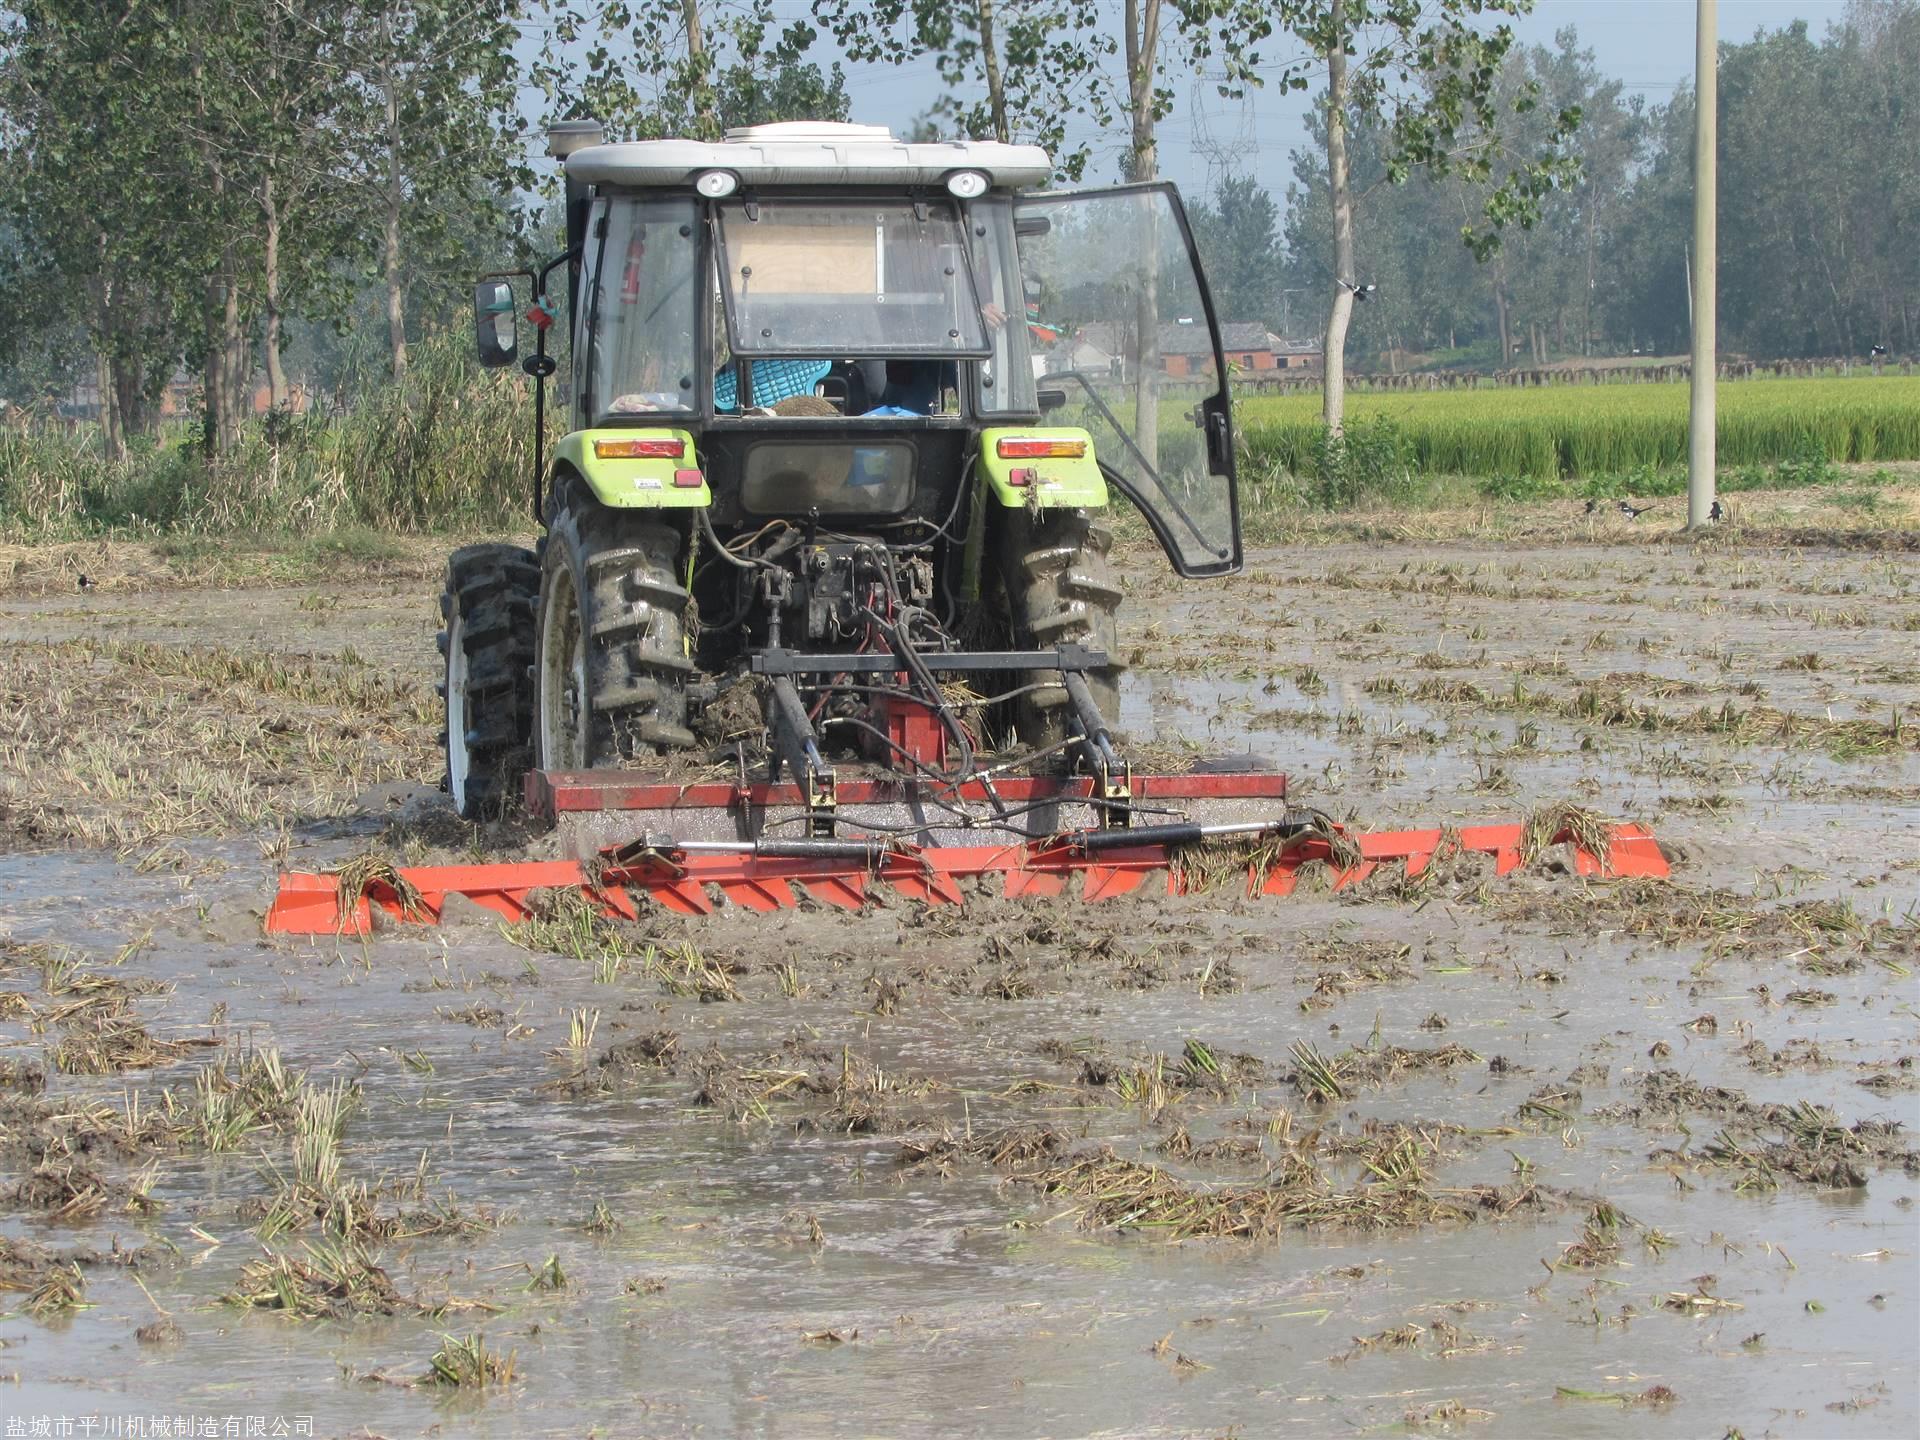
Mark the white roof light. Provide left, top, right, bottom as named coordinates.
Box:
left=695, top=169, right=739, bottom=198
left=945, top=170, right=989, bottom=199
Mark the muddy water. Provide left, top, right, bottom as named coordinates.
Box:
left=4, top=537, right=1918, bottom=1438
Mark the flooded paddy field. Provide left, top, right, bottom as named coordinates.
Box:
left=2, top=512, right=1916, bottom=1438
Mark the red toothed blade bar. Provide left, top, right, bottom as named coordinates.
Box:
left=263, top=819, right=1669, bottom=937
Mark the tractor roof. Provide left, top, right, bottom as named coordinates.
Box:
left=563, top=121, right=1052, bottom=191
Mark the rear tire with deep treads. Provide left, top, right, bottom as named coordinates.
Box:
left=438, top=543, right=538, bottom=818
left=537, top=478, right=696, bottom=769
left=995, top=507, right=1124, bottom=753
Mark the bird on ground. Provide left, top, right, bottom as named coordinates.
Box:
left=1584, top=498, right=1599, bottom=515
left=1870, top=344, right=1888, bottom=358
left=76, top=575, right=94, bottom=590
left=1618, top=501, right=1653, bottom=520
left=1709, top=499, right=1730, bottom=522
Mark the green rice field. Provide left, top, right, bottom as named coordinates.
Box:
left=1236, top=375, right=1920, bottom=480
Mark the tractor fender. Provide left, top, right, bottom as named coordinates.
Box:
left=552, top=428, right=712, bottom=509
left=978, top=427, right=1109, bottom=509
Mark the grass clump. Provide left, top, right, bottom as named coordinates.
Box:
left=25, top=1262, right=87, bottom=1318
left=1286, top=1039, right=1480, bottom=1103
left=1289, top=1040, right=1347, bottom=1102
left=423, top=1332, right=517, bottom=1389
left=524, top=1254, right=568, bottom=1292
left=329, top=853, right=432, bottom=927
left=1298, top=938, right=1415, bottom=1011
left=689, top=1040, right=932, bottom=1131
left=1024, top=1143, right=1517, bottom=1241
left=898, top=1112, right=1530, bottom=1245
left=1555, top=1203, right=1628, bottom=1270
left=224, top=1241, right=422, bottom=1320
left=1519, top=802, right=1616, bottom=869
left=51, top=1015, right=213, bottom=1074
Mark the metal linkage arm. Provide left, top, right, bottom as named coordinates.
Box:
left=1061, top=668, right=1132, bottom=828
left=765, top=674, right=837, bottom=836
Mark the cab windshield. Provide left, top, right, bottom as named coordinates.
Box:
left=714, top=199, right=992, bottom=358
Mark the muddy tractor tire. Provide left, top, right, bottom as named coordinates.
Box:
left=439, top=543, right=539, bottom=818
left=536, top=480, right=697, bottom=770
left=997, top=507, right=1124, bottom=752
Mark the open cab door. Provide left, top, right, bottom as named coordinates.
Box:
left=1015, top=184, right=1240, bottom=577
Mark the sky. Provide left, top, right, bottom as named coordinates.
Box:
left=518, top=1, right=1852, bottom=197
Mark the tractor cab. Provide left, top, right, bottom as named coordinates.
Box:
left=479, top=121, right=1242, bottom=578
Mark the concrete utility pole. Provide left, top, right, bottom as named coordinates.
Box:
left=1688, top=0, right=1718, bottom=528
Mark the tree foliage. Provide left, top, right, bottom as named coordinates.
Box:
left=543, top=0, right=848, bottom=143
left=0, top=0, right=531, bottom=453
left=812, top=0, right=1114, bottom=180
left=1274, top=3, right=1919, bottom=370
left=1255, top=0, right=1582, bottom=427
left=1, top=0, right=204, bottom=446
left=1185, top=174, right=1284, bottom=330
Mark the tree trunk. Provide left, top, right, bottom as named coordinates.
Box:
left=1493, top=261, right=1512, bottom=367
left=263, top=173, right=288, bottom=412
left=1584, top=200, right=1598, bottom=356
left=222, top=275, right=249, bottom=448
left=198, top=89, right=230, bottom=454
left=90, top=256, right=127, bottom=462
left=96, top=346, right=124, bottom=463
left=95, top=267, right=149, bottom=455
left=188, top=32, right=239, bottom=460
left=380, top=37, right=408, bottom=383
left=109, top=355, right=145, bottom=456
left=681, top=0, right=704, bottom=62
left=1122, top=0, right=1161, bottom=184
left=977, top=0, right=1008, bottom=143
left=1123, top=0, right=1162, bottom=467
left=204, top=272, right=229, bottom=457
left=384, top=202, right=406, bottom=382
left=679, top=0, right=716, bottom=135
left=1321, top=0, right=1353, bottom=435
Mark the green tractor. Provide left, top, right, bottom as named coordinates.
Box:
left=445, top=120, right=1242, bottom=839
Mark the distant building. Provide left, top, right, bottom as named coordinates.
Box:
left=1160, top=322, right=1320, bottom=376
left=1036, top=320, right=1321, bottom=380
left=59, top=372, right=310, bottom=422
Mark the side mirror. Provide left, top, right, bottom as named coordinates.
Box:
left=1036, top=386, right=1067, bottom=413
left=474, top=280, right=518, bottom=368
